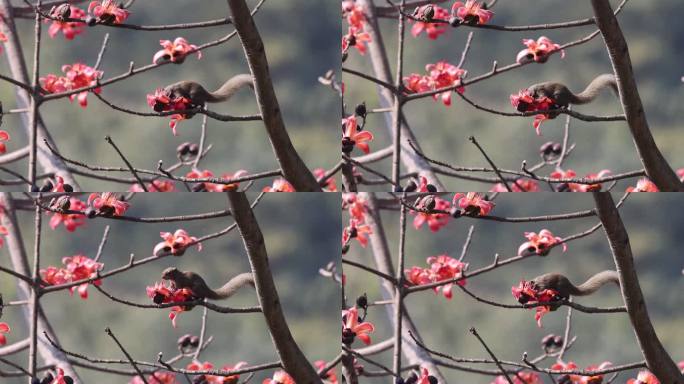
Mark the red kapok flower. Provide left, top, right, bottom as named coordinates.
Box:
left=88, top=0, right=130, bottom=24
left=153, top=229, right=202, bottom=257
left=677, top=168, right=684, bottom=182
left=406, top=254, right=468, bottom=299
left=0, top=322, right=9, bottom=346
left=146, top=281, right=197, bottom=327
left=315, top=360, right=339, bottom=384
left=510, top=89, right=556, bottom=135
left=512, top=280, right=561, bottom=327
left=342, top=115, right=374, bottom=154
left=342, top=1, right=366, bottom=30
left=342, top=28, right=372, bottom=56
left=550, top=169, right=611, bottom=192
left=342, top=306, right=374, bottom=345
left=516, top=36, right=565, bottom=64
left=551, top=361, right=612, bottom=384
left=40, top=255, right=103, bottom=299
left=0, top=130, right=9, bottom=154
left=410, top=5, right=449, bottom=40
left=61, top=63, right=103, bottom=107
left=263, top=178, right=296, bottom=192
left=453, top=192, right=494, bottom=216
left=452, top=1, right=493, bottom=25
left=627, top=370, right=660, bottom=384
left=492, top=370, right=541, bottom=384
left=186, top=169, right=248, bottom=192
left=129, top=179, right=176, bottom=192
left=48, top=6, right=86, bottom=40
left=314, top=168, right=338, bottom=192
left=39, top=74, right=68, bottom=94
left=88, top=192, right=129, bottom=216
left=153, top=37, right=202, bottom=64
left=517, top=229, right=566, bottom=257
left=342, top=193, right=368, bottom=222
left=626, top=178, right=659, bottom=192
left=130, top=371, right=178, bottom=384
left=0, top=225, right=7, bottom=248
left=146, top=88, right=194, bottom=135
left=404, top=61, right=467, bottom=106
left=342, top=219, right=372, bottom=248
left=412, top=195, right=451, bottom=232
left=49, top=198, right=86, bottom=232
left=218, top=361, right=249, bottom=384
left=490, top=178, right=540, bottom=192
left=263, top=370, right=295, bottom=384
left=186, top=361, right=247, bottom=384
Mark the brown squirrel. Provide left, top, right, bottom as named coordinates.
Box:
left=527, top=74, right=618, bottom=108
left=531, top=270, right=619, bottom=300
left=161, top=267, right=255, bottom=301
left=163, top=74, right=254, bottom=106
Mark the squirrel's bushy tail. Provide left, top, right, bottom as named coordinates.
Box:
left=207, top=74, right=254, bottom=103
left=572, top=270, right=619, bottom=296
left=571, top=74, right=618, bottom=104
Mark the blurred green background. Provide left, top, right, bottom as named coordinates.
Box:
left=343, top=0, right=684, bottom=191
left=0, top=0, right=340, bottom=191
left=0, top=192, right=341, bottom=383
left=343, top=193, right=684, bottom=383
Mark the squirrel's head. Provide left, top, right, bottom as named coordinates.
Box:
left=162, top=267, right=180, bottom=280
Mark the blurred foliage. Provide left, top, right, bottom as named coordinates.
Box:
left=0, top=0, right=340, bottom=191
left=0, top=192, right=341, bottom=383
left=343, top=0, right=684, bottom=191
left=344, top=193, right=684, bottom=383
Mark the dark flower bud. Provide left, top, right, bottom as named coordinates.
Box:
left=342, top=52, right=348, bottom=63
left=153, top=102, right=166, bottom=113
left=404, top=180, right=417, bottom=192
left=30, top=185, right=40, bottom=192
left=40, top=181, right=54, bottom=192
left=31, top=378, right=41, bottom=384
left=63, top=184, right=74, bottom=192
left=541, top=334, right=556, bottom=348
left=426, top=183, right=437, bottom=192
left=85, top=15, right=97, bottom=26
left=405, top=371, right=419, bottom=384
left=355, top=102, right=367, bottom=118
left=190, top=335, right=200, bottom=347
left=153, top=293, right=165, bottom=304
left=341, top=137, right=355, bottom=154
left=449, top=16, right=461, bottom=27
left=188, top=143, right=200, bottom=156
left=356, top=293, right=368, bottom=309
left=178, top=334, right=192, bottom=348
left=342, top=328, right=355, bottom=345
left=85, top=207, right=97, bottom=219
left=348, top=226, right=358, bottom=239
left=449, top=207, right=461, bottom=218
left=40, top=373, right=54, bottom=384
left=63, top=376, right=74, bottom=384
left=553, top=335, right=564, bottom=346
left=428, top=376, right=438, bottom=384
left=53, top=3, right=71, bottom=19
left=191, top=183, right=207, bottom=192
left=395, top=378, right=405, bottom=384
left=552, top=143, right=563, bottom=154
left=394, top=185, right=403, bottom=192
left=341, top=243, right=350, bottom=255
left=177, top=142, right=191, bottom=156
left=99, top=205, right=115, bottom=217
left=540, top=141, right=554, bottom=155
left=517, top=102, right=530, bottom=113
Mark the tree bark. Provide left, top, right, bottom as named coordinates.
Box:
left=590, top=0, right=682, bottom=191
left=226, top=0, right=321, bottom=192
left=227, top=191, right=321, bottom=383
left=593, top=192, right=683, bottom=383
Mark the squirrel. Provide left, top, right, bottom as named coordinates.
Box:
left=527, top=74, right=618, bottom=108
left=163, top=74, right=254, bottom=106
left=531, top=270, right=619, bottom=300
left=161, top=267, right=255, bottom=301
